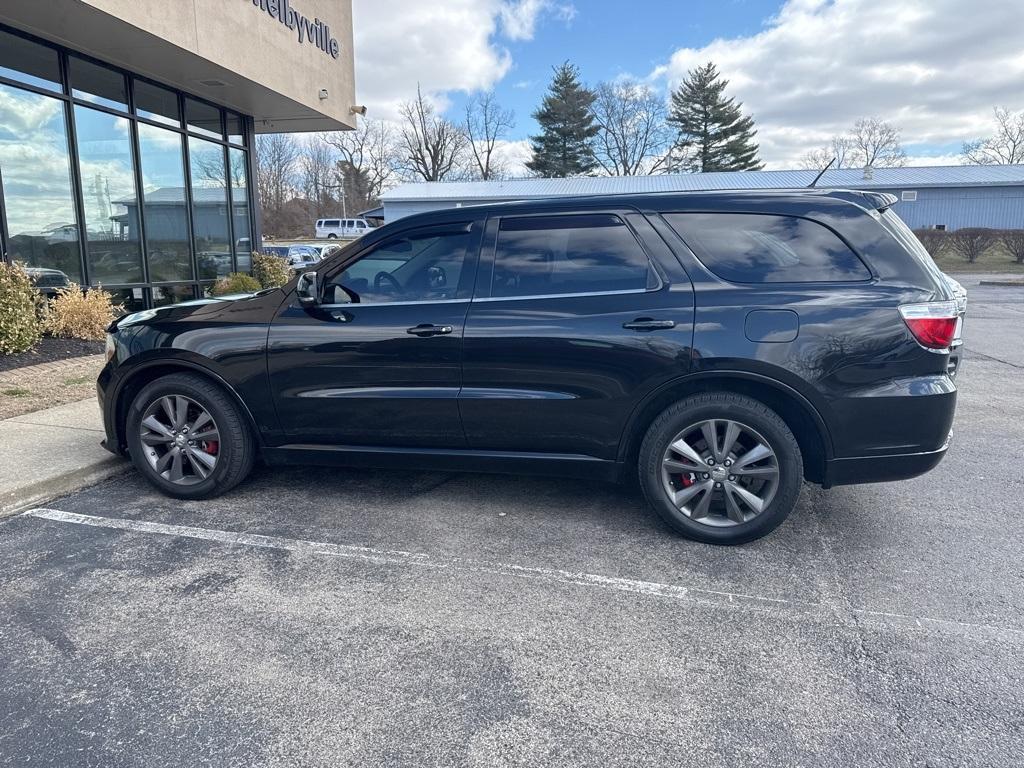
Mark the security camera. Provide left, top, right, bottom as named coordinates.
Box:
left=318, top=88, right=329, bottom=100
left=349, top=105, right=368, bottom=116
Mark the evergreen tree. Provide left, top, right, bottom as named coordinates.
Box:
left=667, top=62, right=763, bottom=172
left=526, top=62, right=599, bottom=177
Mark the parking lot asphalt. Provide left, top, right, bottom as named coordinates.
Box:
left=1, top=280, right=1022, bottom=767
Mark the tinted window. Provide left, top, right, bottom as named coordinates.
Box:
left=325, top=220, right=340, bottom=227
left=0, top=30, right=61, bottom=92
left=137, top=123, right=192, bottom=281
left=325, top=229, right=473, bottom=304
left=185, top=98, right=222, bottom=139
left=0, top=83, right=82, bottom=281
left=69, top=57, right=128, bottom=111
left=135, top=80, right=180, bottom=127
left=491, top=214, right=651, bottom=298
left=665, top=212, right=870, bottom=283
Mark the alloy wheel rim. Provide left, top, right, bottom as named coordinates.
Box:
left=139, top=395, right=220, bottom=486
left=660, top=419, right=780, bottom=528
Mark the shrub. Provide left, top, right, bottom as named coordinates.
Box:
left=44, top=284, right=120, bottom=341
left=946, top=228, right=999, bottom=263
left=0, top=262, right=43, bottom=355
left=998, top=229, right=1024, bottom=264
left=252, top=252, right=291, bottom=288
left=912, top=229, right=948, bottom=258
left=211, top=272, right=261, bottom=296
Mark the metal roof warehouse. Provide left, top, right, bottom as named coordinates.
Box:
left=379, top=165, right=1024, bottom=232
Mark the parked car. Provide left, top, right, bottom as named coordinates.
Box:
left=99, top=190, right=964, bottom=544
left=262, top=245, right=321, bottom=271
left=315, top=218, right=371, bottom=239
left=24, top=266, right=71, bottom=297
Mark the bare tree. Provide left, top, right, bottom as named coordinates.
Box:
left=962, top=108, right=1024, bottom=165
left=398, top=85, right=468, bottom=182
left=848, top=117, right=906, bottom=168
left=999, top=229, right=1024, bottom=264
left=322, top=118, right=399, bottom=208
left=255, top=133, right=300, bottom=213
left=299, top=135, right=337, bottom=218
left=912, top=228, right=948, bottom=258
left=800, top=120, right=904, bottom=171
left=799, top=136, right=856, bottom=170
left=591, top=79, right=671, bottom=176
left=947, top=228, right=998, bottom=264
left=463, top=91, right=515, bottom=181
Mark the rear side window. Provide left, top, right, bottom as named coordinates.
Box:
left=325, top=219, right=340, bottom=227
left=665, top=212, right=870, bottom=283
left=491, top=214, right=653, bottom=298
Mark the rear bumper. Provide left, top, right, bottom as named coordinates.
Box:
left=823, top=437, right=950, bottom=487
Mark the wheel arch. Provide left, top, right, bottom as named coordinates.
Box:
left=111, top=360, right=261, bottom=454
left=619, top=371, right=833, bottom=484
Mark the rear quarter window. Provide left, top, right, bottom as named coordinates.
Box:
left=664, top=212, right=871, bottom=283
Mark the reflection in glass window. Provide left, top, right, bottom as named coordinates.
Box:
left=664, top=213, right=871, bottom=283
left=0, top=30, right=61, bottom=93
left=135, top=80, right=180, bottom=127
left=226, top=113, right=245, bottom=145
left=73, top=104, right=143, bottom=284
left=69, top=56, right=128, bottom=112
left=491, top=215, right=651, bottom=298
left=188, top=136, right=231, bottom=278
left=152, top=284, right=196, bottom=307
left=185, top=98, right=222, bottom=139
left=0, top=83, right=83, bottom=282
left=107, top=286, right=146, bottom=315
left=229, top=147, right=252, bottom=272
left=138, top=123, right=192, bottom=282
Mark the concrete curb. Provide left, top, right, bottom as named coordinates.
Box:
left=978, top=280, right=1024, bottom=287
left=0, top=457, right=129, bottom=520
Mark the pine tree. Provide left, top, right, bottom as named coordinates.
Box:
left=667, top=62, right=763, bottom=173
left=526, top=62, right=599, bottom=177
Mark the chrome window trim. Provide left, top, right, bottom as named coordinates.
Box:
left=317, top=297, right=471, bottom=309
left=474, top=287, right=653, bottom=303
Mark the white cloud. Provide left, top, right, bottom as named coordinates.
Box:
left=651, top=0, right=1024, bottom=168
left=499, top=0, right=575, bottom=41
left=492, top=138, right=533, bottom=177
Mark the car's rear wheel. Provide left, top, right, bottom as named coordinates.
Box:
left=127, top=373, right=255, bottom=499
left=638, top=393, right=803, bottom=544
left=327, top=233, right=338, bottom=239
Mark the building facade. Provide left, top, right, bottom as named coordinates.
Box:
left=379, top=166, right=1024, bottom=232
left=0, top=0, right=355, bottom=311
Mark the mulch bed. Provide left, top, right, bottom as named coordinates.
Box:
left=0, top=336, right=105, bottom=373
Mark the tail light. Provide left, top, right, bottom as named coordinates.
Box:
left=899, top=300, right=959, bottom=351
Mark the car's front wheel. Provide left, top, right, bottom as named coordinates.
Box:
left=127, top=373, right=255, bottom=499
left=638, top=393, right=803, bottom=544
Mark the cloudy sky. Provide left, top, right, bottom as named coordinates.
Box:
left=351, top=0, right=1024, bottom=174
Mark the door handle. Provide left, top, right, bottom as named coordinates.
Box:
left=406, top=324, right=453, bottom=337
left=623, top=318, right=676, bottom=332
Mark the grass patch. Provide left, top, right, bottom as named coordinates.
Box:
left=62, top=376, right=92, bottom=386
left=2, top=387, right=31, bottom=397
left=932, top=244, right=1024, bottom=274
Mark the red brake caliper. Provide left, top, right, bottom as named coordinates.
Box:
left=204, top=441, right=219, bottom=455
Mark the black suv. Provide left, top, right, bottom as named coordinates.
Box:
left=98, top=191, right=963, bottom=544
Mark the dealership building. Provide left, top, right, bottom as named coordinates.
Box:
left=0, top=0, right=355, bottom=312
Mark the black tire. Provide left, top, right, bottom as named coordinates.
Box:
left=638, top=392, right=802, bottom=545
left=126, top=373, right=256, bottom=499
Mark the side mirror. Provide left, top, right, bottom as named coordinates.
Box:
left=296, top=271, right=319, bottom=306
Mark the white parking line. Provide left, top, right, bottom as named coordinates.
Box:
left=21, top=507, right=1024, bottom=642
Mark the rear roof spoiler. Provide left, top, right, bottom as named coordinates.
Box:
left=861, top=191, right=899, bottom=212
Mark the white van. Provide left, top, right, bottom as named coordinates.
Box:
left=315, top=218, right=372, bottom=239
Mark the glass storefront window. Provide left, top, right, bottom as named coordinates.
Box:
left=188, top=136, right=231, bottom=279
left=0, top=30, right=61, bottom=93
left=185, top=98, right=222, bottom=140
left=152, top=284, right=196, bottom=307
left=107, top=287, right=147, bottom=315
left=73, top=104, right=143, bottom=284
left=135, top=80, right=180, bottom=127
left=229, top=146, right=253, bottom=272
left=226, top=113, right=245, bottom=146
left=69, top=56, right=128, bottom=112
left=0, top=83, right=83, bottom=282
left=137, top=123, right=193, bottom=281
